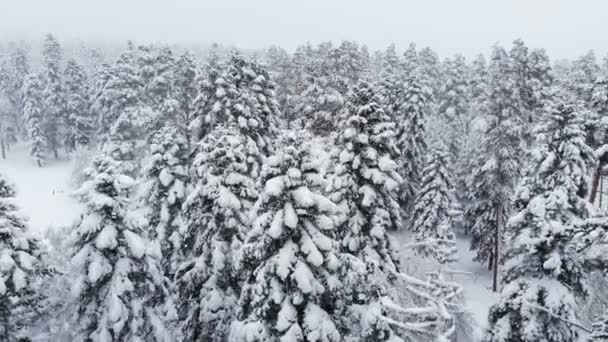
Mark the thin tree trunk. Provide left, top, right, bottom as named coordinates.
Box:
left=590, top=164, right=601, bottom=204
left=0, top=136, right=5, bottom=160
left=488, top=255, right=493, bottom=271
left=492, top=204, right=502, bottom=292
left=600, top=175, right=604, bottom=209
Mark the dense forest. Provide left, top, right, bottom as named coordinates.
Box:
left=1, top=34, right=608, bottom=341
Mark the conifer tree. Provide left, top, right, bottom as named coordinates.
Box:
left=174, top=52, right=198, bottom=136
left=395, top=75, right=431, bottom=216
left=22, top=74, right=47, bottom=167
left=177, top=125, right=258, bottom=342
left=190, top=50, right=233, bottom=141
left=409, top=147, right=457, bottom=264
left=417, top=47, right=441, bottom=97
left=329, top=81, right=403, bottom=339
left=64, top=59, right=93, bottom=151
left=0, top=45, right=29, bottom=152
left=0, top=97, right=18, bottom=159
left=71, top=153, right=175, bottom=341
left=139, top=125, right=189, bottom=279
left=228, top=53, right=281, bottom=153
left=233, top=133, right=342, bottom=342
left=474, top=45, right=527, bottom=291
left=0, top=173, right=44, bottom=341
left=402, top=42, right=418, bottom=79
left=42, top=33, right=66, bottom=159
left=437, top=55, right=470, bottom=158
left=484, top=95, right=594, bottom=342
left=592, top=309, right=608, bottom=341
left=295, top=76, right=343, bottom=136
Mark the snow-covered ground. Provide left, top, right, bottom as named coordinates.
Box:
left=0, top=144, right=81, bottom=236
left=395, top=231, right=499, bottom=341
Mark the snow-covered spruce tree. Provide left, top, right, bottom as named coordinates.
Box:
left=529, top=48, right=553, bottom=111
left=0, top=45, right=30, bottom=156
left=295, top=75, right=343, bottom=136
left=0, top=97, right=19, bottom=160
left=64, top=59, right=93, bottom=151
left=42, top=33, right=66, bottom=159
left=189, top=50, right=234, bottom=141
left=464, top=146, right=509, bottom=269
left=592, top=309, right=608, bottom=341
left=417, top=47, right=442, bottom=98
left=328, top=81, right=404, bottom=339
left=566, top=50, right=600, bottom=106
left=92, top=50, right=150, bottom=175
left=409, top=147, right=457, bottom=264
left=173, top=52, right=198, bottom=135
left=177, top=126, right=258, bottom=342
left=71, top=154, right=175, bottom=341
left=484, top=96, right=595, bottom=342
left=379, top=43, right=404, bottom=109
left=227, top=53, right=281, bottom=153
left=473, top=45, right=528, bottom=291
left=395, top=75, right=431, bottom=218
left=233, top=132, right=342, bottom=342
left=22, top=74, right=47, bottom=167
left=0, top=173, right=44, bottom=341
left=265, top=46, right=297, bottom=125
left=139, top=125, right=188, bottom=279
left=436, top=55, right=470, bottom=159
left=402, top=43, right=418, bottom=80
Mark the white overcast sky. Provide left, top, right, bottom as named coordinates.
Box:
left=1, top=0, right=606, bottom=59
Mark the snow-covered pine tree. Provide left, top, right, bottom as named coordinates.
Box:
left=329, top=81, right=404, bottom=339
left=409, top=146, right=457, bottom=264
left=64, top=59, right=93, bottom=151
left=592, top=309, right=608, bottom=341
left=233, top=132, right=342, bottom=342
left=42, top=33, right=66, bottom=159
left=395, top=75, right=431, bottom=218
left=71, top=153, right=175, bottom=341
left=177, top=125, right=258, bottom=342
left=0, top=173, right=44, bottom=341
left=139, top=125, right=188, bottom=279
left=484, top=94, right=595, bottom=342
left=22, top=74, right=47, bottom=167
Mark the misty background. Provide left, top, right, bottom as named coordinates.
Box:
left=1, top=0, right=606, bottom=59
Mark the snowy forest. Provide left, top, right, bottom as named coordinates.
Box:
left=1, top=33, right=608, bottom=342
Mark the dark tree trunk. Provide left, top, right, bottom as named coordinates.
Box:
left=1, top=137, right=5, bottom=160
left=492, top=204, right=502, bottom=292
left=590, top=164, right=601, bottom=204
